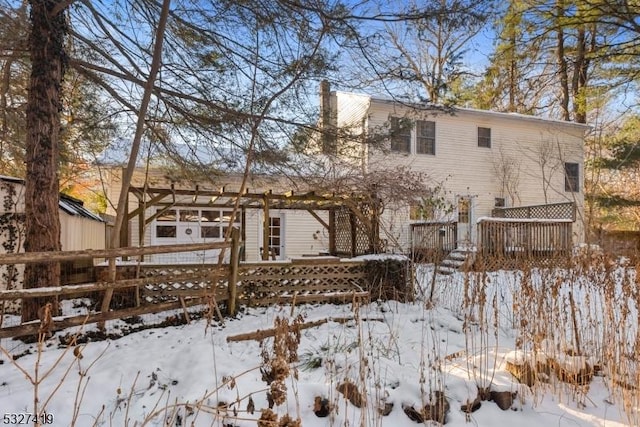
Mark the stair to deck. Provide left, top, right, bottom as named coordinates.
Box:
left=436, top=248, right=475, bottom=275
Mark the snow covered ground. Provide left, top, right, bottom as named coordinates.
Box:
left=0, top=262, right=637, bottom=426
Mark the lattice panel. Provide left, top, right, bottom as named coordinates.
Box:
left=139, top=265, right=228, bottom=304
left=333, top=205, right=378, bottom=257
left=238, top=261, right=367, bottom=306
left=334, top=207, right=353, bottom=256
left=354, top=204, right=374, bottom=255
left=492, top=202, right=575, bottom=221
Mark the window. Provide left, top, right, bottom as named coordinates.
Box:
left=478, top=127, right=491, bottom=148
left=201, top=210, right=220, bottom=222
left=565, top=162, right=580, bottom=192
left=155, top=209, right=177, bottom=238
left=390, top=117, right=411, bottom=153
left=458, top=198, right=470, bottom=223
left=416, top=120, right=436, bottom=155
left=410, top=202, right=435, bottom=221
left=494, top=197, right=506, bottom=208
left=156, top=225, right=177, bottom=238
left=154, top=208, right=241, bottom=241
left=157, top=209, right=176, bottom=221
left=180, top=210, right=200, bottom=222
left=200, top=226, right=220, bottom=238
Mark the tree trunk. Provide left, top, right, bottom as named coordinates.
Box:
left=22, top=0, right=67, bottom=322
left=556, top=0, right=570, bottom=121
left=572, top=22, right=588, bottom=124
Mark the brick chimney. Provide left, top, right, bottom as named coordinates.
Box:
left=319, top=80, right=335, bottom=155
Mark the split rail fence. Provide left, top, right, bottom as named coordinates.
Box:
left=0, top=230, right=369, bottom=339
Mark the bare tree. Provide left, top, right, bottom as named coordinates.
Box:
left=356, top=0, right=492, bottom=103
left=493, top=146, right=521, bottom=206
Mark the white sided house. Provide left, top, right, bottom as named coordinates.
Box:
left=100, top=168, right=343, bottom=263
left=322, top=87, right=588, bottom=257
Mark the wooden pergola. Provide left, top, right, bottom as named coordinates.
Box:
left=122, top=184, right=381, bottom=260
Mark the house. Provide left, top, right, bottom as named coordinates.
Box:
left=0, top=175, right=107, bottom=290
left=320, top=85, right=588, bottom=254
left=99, top=168, right=355, bottom=263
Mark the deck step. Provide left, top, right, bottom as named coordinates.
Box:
left=436, top=249, right=475, bottom=275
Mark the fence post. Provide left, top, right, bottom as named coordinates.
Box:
left=98, top=257, right=116, bottom=331
left=228, top=228, right=240, bottom=316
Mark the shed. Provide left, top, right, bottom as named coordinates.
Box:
left=0, top=176, right=106, bottom=290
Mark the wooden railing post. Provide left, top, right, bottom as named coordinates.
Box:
left=228, top=228, right=240, bottom=316
left=98, top=256, right=116, bottom=331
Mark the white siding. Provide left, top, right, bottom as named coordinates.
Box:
left=0, top=180, right=25, bottom=213
left=334, top=95, right=587, bottom=251
left=60, top=213, right=106, bottom=251
left=104, top=169, right=330, bottom=262
left=332, top=92, right=371, bottom=166
left=0, top=178, right=106, bottom=293
left=243, top=209, right=329, bottom=261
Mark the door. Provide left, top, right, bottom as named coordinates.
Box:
left=456, top=196, right=474, bottom=248
left=267, top=214, right=285, bottom=260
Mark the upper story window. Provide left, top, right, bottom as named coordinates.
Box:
left=390, top=117, right=411, bottom=153
left=416, top=120, right=436, bottom=155
left=478, top=127, right=491, bottom=148
left=564, top=162, right=580, bottom=192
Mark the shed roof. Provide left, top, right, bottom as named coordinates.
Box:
left=0, top=176, right=104, bottom=222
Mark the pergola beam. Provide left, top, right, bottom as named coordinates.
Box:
left=129, top=186, right=364, bottom=206
left=126, top=184, right=378, bottom=257
left=306, top=209, right=329, bottom=230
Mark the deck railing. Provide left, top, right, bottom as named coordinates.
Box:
left=410, top=221, right=457, bottom=262
left=477, top=218, right=573, bottom=260
left=492, top=201, right=576, bottom=221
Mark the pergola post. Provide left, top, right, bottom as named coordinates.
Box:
left=329, top=209, right=336, bottom=256
left=137, top=198, right=145, bottom=261
left=120, top=189, right=130, bottom=248
left=262, top=195, right=270, bottom=261
left=350, top=211, right=356, bottom=258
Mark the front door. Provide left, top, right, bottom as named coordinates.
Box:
left=456, top=196, right=474, bottom=248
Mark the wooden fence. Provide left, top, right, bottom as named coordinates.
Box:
left=0, top=237, right=238, bottom=339
left=238, top=258, right=368, bottom=306
left=0, top=230, right=369, bottom=339
left=477, top=218, right=573, bottom=261
left=93, top=258, right=369, bottom=307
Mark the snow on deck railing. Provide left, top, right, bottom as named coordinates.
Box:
left=477, top=216, right=574, bottom=224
